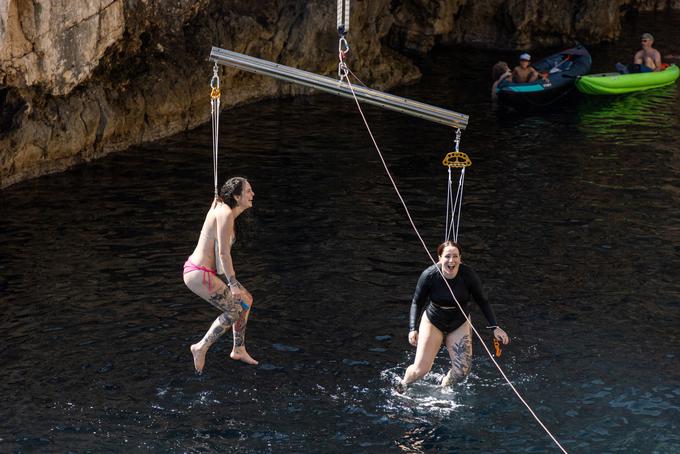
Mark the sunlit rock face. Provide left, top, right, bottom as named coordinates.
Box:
left=0, top=0, right=677, bottom=187
left=0, top=0, right=419, bottom=187
left=0, top=0, right=124, bottom=95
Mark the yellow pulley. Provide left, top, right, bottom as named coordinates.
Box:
left=442, top=151, right=471, bottom=168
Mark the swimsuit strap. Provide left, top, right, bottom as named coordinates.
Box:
left=183, top=258, right=217, bottom=291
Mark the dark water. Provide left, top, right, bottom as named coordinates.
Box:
left=2, top=11, right=680, bottom=454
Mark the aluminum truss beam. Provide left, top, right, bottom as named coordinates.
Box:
left=209, top=47, right=469, bottom=130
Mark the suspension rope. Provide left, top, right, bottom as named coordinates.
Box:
left=336, top=0, right=350, bottom=36
left=339, top=59, right=568, bottom=454
left=443, top=128, right=470, bottom=243
left=445, top=166, right=466, bottom=242
left=210, top=63, right=221, bottom=199
left=453, top=168, right=464, bottom=241
left=445, top=167, right=453, bottom=240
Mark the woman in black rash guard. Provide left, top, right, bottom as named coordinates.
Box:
left=398, top=241, right=509, bottom=390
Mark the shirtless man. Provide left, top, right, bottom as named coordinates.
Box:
left=512, top=53, right=540, bottom=83
left=634, top=33, right=662, bottom=72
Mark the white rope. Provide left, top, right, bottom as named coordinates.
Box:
left=336, top=0, right=350, bottom=34
left=341, top=69, right=569, bottom=454
left=452, top=167, right=465, bottom=242
left=446, top=167, right=466, bottom=242
left=445, top=130, right=466, bottom=243
left=445, top=168, right=453, bottom=241
left=210, top=63, right=220, bottom=198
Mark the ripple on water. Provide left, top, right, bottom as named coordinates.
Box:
left=577, top=86, right=679, bottom=145
left=272, top=343, right=301, bottom=352
left=608, top=387, right=680, bottom=416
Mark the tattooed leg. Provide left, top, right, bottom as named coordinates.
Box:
left=233, top=310, right=247, bottom=348
left=442, top=322, right=472, bottom=387
left=190, top=313, right=232, bottom=374
left=184, top=270, right=258, bottom=370
left=187, top=284, right=239, bottom=374
left=229, top=291, right=258, bottom=365
left=202, top=313, right=233, bottom=346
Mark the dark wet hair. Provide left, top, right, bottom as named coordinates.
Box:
left=492, top=61, right=509, bottom=81
left=219, top=176, right=248, bottom=208
left=437, top=241, right=462, bottom=257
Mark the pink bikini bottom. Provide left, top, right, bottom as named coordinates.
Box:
left=183, top=258, right=217, bottom=291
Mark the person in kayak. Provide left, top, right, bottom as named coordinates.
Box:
left=512, top=53, right=540, bottom=83
left=491, top=61, right=512, bottom=99
left=635, top=33, right=663, bottom=71
left=617, top=33, right=663, bottom=73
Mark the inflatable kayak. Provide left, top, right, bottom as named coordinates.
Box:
left=576, top=64, right=679, bottom=95
left=496, top=45, right=592, bottom=108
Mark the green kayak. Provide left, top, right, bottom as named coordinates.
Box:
left=576, top=64, right=679, bottom=95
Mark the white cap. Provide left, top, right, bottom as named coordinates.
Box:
left=519, top=53, right=531, bottom=61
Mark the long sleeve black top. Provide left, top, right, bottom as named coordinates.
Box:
left=409, top=263, right=498, bottom=333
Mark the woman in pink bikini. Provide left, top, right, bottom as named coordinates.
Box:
left=183, top=176, right=258, bottom=373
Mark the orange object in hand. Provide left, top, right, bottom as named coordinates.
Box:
left=493, top=338, right=502, bottom=357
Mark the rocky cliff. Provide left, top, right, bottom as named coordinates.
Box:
left=1, top=0, right=678, bottom=188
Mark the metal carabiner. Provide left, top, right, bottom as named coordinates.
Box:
left=210, top=62, right=220, bottom=89
left=338, top=36, right=350, bottom=56
left=454, top=128, right=462, bottom=152
left=338, top=61, right=349, bottom=80
left=337, top=37, right=350, bottom=81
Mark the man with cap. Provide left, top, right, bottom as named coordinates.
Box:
left=512, top=53, right=541, bottom=83
left=634, top=33, right=662, bottom=72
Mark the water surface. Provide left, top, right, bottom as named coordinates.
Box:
left=1, top=11, right=679, bottom=453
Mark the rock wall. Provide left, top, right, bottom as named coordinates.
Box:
left=1, top=0, right=678, bottom=188
left=387, top=0, right=680, bottom=51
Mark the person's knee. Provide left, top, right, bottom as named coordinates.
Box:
left=218, top=312, right=234, bottom=326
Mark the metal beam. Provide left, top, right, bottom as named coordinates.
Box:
left=209, top=47, right=468, bottom=130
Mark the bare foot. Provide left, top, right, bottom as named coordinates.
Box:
left=230, top=349, right=259, bottom=365
left=395, top=379, right=407, bottom=394
left=440, top=370, right=454, bottom=388
left=190, top=343, right=207, bottom=374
